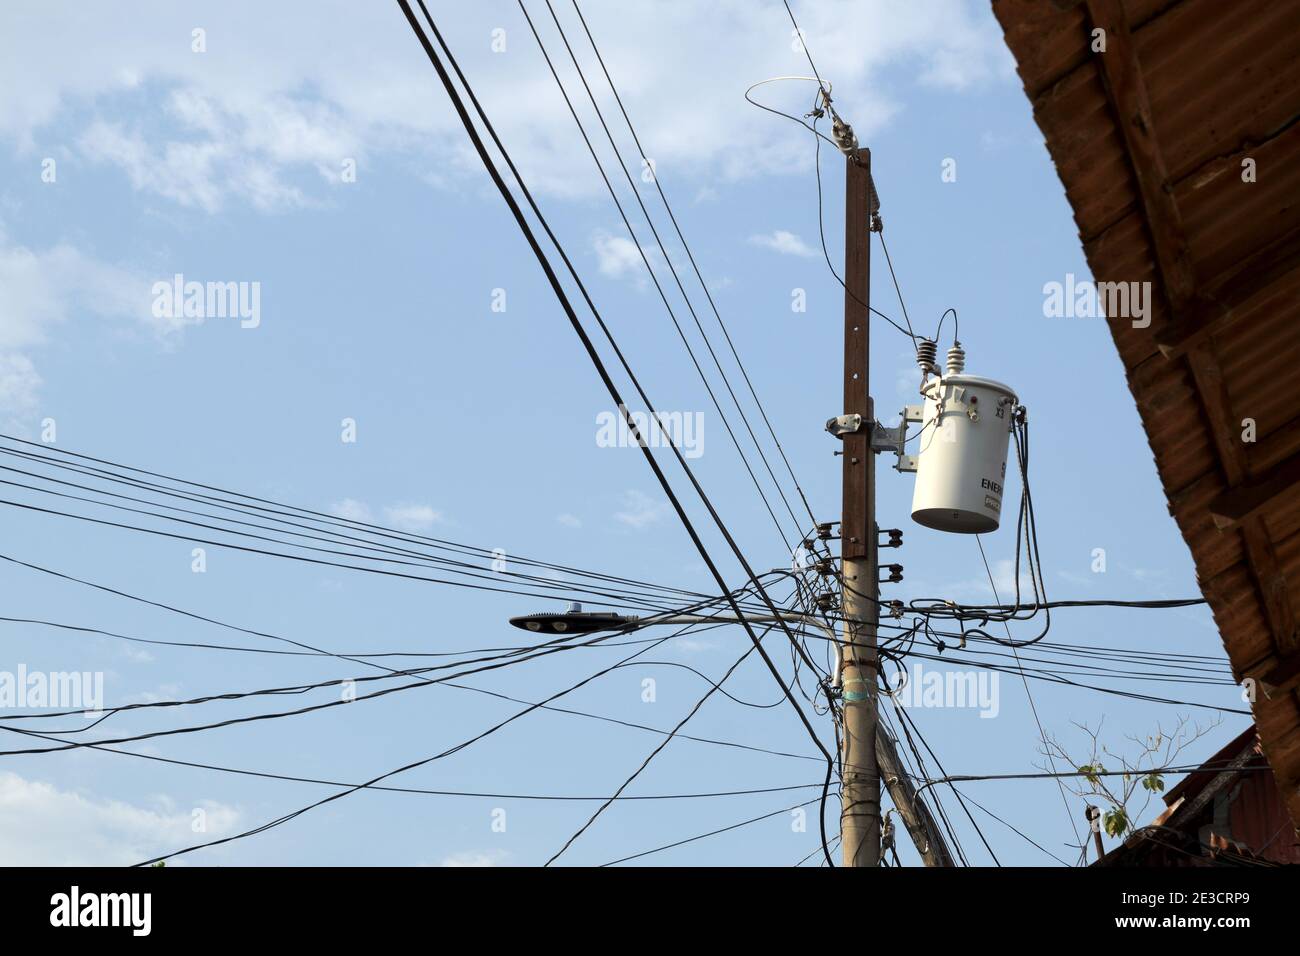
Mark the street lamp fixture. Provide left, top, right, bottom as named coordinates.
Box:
left=508, top=602, right=637, bottom=635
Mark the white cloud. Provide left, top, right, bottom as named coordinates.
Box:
left=330, top=498, right=442, bottom=531
left=674, top=637, right=716, bottom=654
left=75, top=86, right=359, bottom=212
left=383, top=503, right=442, bottom=532
left=440, top=848, right=510, bottom=867
left=896, top=352, right=922, bottom=399
left=0, top=353, right=41, bottom=428
left=592, top=231, right=656, bottom=283
left=0, top=1, right=1008, bottom=206
left=0, top=229, right=154, bottom=429
left=330, top=498, right=374, bottom=523
left=614, top=489, right=668, bottom=530
left=0, top=772, right=240, bottom=866
left=951, top=557, right=1035, bottom=601
left=556, top=513, right=582, bottom=528
left=0, top=231, right=146, bottom=351
left=748, top=230, right=816, bottom=258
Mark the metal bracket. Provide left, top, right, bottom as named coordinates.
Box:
left=870, top=405, right=923, bottom=473
left=871, top=422, right=905, bottom=451
left=878, top=528, right=903, bottom=549
left=825, top=414, right=863, bottom=438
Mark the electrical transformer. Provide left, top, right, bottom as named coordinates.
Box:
left=910, top=369, right=1018, bottom=534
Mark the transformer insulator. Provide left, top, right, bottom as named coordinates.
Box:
left=915, top=338, right=939, bottom=377
left=945, top=343, right=966, bottom=377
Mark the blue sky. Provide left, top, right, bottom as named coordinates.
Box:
left=0, top=0, right=1244, bottom=866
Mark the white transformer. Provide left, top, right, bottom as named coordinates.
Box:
left=911, top=372, right=1018, bottom=534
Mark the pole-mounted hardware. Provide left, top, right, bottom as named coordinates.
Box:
left=871, top=406, right=923, bottom=474
left=812, top=557, right=838, bottom=576
left=825, top=413, right=863, bottom=438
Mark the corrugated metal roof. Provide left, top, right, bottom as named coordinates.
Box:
left=1098, top=725, right=1300, bottom=864
left=992, top=0, right=1300, bottom=833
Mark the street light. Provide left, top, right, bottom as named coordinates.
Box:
left=504, top=599, right=954, bottom=866
left=508, top=602, right=637, bottom=636
left=508, top=601, right=841, bottom=681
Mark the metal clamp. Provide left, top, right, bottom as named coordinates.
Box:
left=825, top=414, right=863, bottom=438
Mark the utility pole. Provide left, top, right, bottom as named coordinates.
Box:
left=1086, top=806, right=1105, bottom=862
left=838, top=146, right=881, bottom=867
left=878, top=725, right=954, bottom=867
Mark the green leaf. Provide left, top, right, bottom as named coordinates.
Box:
left=1079, top=763, right=1103, bottom=787
left=1141, top=773, right=1165, bottom=793
left=1103, top=806, right=1130, bottom=837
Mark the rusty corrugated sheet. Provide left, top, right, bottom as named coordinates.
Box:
left=1164, top=725, right=1300, bottom=863
left=991, top=0, right=1300, bottom=832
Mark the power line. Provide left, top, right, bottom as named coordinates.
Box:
left=599, top=796, right=824, bottom=866
left=516, top=0, right=805, bottom=552
left=130, top=620, right=692, bottom=866
left=544, top=636, right=766, bottom=864
left=950, top=785, right=1072, bottom=867
left=976, top=532, right=1085, bottom=860
left=567, top=0, right=820, bottom=532
left=0, top=717, right=823, bottom=803
left=0, top=439, right=713, bottom=614
left=0, top=551, right=822, bottom=763
left=400, top=0, right=839, bottom=856
left=0, top=437, right=708, bottom=609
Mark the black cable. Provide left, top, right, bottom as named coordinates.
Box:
left=0, top=714, right=830, bottom=802
left=782, top=1, right=827, bottom=92
left=0, top=551, right=820, bottom=763
left=876, top=229, right=918, bottom=344
left=935, top=307, right=959, bottom=346
left=402, top=0, right=839, bottom=868
left=600, top=796, right=824, bottom=866
left=810, top=111, right=914, bottom=341
left=883, top=705, right=971, bottom=866
left=568, top=0, right=820, bottom=533
left=0, top=466, right=686, bottom=614
left=544, top=636, right=766, bottom=864
left=951, top=785, right=1072, bottom=866
left=894, top=704, right=997, bottom=865
left=0, top=621, right=651, bottom=752
left=131, top=619, right=688, bottom=866
left=0, top=435, right=705, bottom=609
left=614, top=660, right=785, bottom=709
left=517, top=0, right=803, bottom=553
left=976, top=532, right=1084, bottom=854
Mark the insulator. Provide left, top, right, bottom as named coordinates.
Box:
left=915, top=338, right=939, bottom=376
left=945, top=343, right=966, bottom=377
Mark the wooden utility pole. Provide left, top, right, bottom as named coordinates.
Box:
left=878, top=726, right=954, bottom=867
left=839, top=147, right=881, bottom=867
